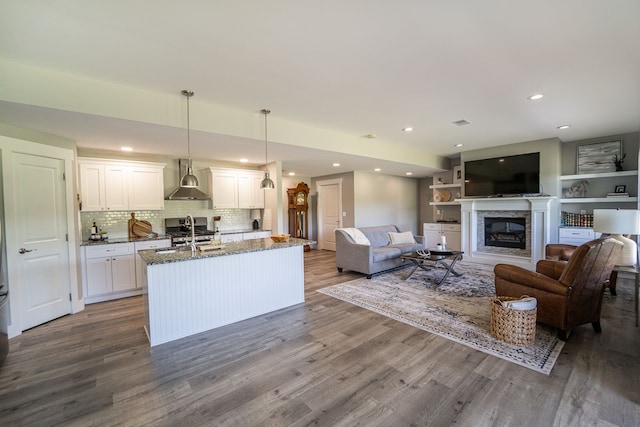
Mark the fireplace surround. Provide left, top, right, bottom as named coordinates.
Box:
left=459, top=196, right=555, bottom=269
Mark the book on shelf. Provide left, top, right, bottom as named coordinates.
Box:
left=606, top=192, right=630, bottom=198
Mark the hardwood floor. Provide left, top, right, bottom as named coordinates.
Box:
left=1, top=250, right=638, bottom=426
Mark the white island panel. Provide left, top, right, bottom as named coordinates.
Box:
left=145, top=245, right=304, bottom=346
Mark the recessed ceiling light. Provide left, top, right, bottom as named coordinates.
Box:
left=557, top=124, right=571, bottom=130
left=333, top=163, right=340, bottom=167
left=366, top=134, right=376, bottom=139
left=454, top=143, right=463, bottom=147
left=239, top=158, right=248, bottom=163
left=405, top=172, right=413, bottom=176
left=374, top=168, right=381, bottom=172
left=288, top=172, right=295, bottom=176
left=402, top=127, right=413, bottom=132
left=452, top=119, right=471, bottom=126
left=527, top=93, right=544, bottom=100
left=120, top=146, right=133, bottom=152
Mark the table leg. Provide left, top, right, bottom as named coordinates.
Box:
left=433, top=254, right=464, bottom=286
left=404, top=261, right=421, bottom=281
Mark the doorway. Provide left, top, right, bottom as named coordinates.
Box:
left=1, top=136, right=80, bottom=335
left=316, top=179, right=342, bottom=251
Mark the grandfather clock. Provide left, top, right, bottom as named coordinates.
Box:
left=288, top=182, right=310, bottom=250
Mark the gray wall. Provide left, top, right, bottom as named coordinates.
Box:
left=353, top=171, right=420, bottom=235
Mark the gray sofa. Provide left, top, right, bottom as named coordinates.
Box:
left=335, top=225, right=424, bottom=279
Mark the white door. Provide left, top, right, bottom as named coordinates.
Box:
left=11, top=153, right=71, bottom=329
left=317, top=179, right=342, bottom=251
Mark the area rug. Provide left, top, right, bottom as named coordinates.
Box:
left=318, top=261, right=565, bottom=375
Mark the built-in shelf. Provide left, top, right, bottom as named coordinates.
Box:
left=429, top=201, right=460, bottom=206
left=429, top=183, right=461, bottom=189
left=560, top=197, right=638, bottom=203
left=560, top=170, right=638, bottom=180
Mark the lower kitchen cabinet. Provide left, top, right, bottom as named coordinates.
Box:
left=243, top=231, right=271, bottom=240
left=83, top=243, right=136, bottom=304
left=134, top=239, right=171, bottom=290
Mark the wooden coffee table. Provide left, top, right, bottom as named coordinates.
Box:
left=401, top=250, right=464, bottom=285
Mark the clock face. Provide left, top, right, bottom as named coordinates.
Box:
left=296, top=192, right=305, bottom=205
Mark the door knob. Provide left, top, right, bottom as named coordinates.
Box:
left=18, top=248, right=35, bottom=254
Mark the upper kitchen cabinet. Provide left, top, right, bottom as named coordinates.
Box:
left=237, top=171, right=265, bottom=209
left=209, top=167, right=264, bottom=209
left=78, top=158, right=165, bottom=212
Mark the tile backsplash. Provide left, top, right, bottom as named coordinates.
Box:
left=80, top=200, right=259, bottom=240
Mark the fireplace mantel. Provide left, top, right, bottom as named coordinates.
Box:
left=458, top=196, right=555, bottom=269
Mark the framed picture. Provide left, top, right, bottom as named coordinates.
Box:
left=577, top=140, right=622, bottom=174
left=452, top=165, right=462, bottom=184
left=615, top=185, right=626, bottom=193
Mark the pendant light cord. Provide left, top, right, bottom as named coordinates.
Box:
left=182, top=90, right=194, bottom=162
left=261, top=109, right=271, bottom=165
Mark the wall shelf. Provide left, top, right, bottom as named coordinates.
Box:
left=429, top=183, right=461, bottom=189
left=560, top=170, right=638, bottom=180
left=560, top=197, right=638, bottom=203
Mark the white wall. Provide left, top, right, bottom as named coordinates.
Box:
left=353, top=171, right=419, bottom=234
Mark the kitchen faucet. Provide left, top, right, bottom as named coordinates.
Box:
left=186, top=214, right=196, bottom=254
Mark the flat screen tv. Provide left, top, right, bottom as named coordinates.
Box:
left=464, top=152, right=540, bottom=197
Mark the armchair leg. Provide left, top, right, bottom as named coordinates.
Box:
left=557, top=329, right=569, bottom=341
left=607, top=271, right=618, bottom=296
left=592, top=321, right=602, bottom=333
left=337, top=267, right=343, bottom=272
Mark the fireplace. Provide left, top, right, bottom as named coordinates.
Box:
left=484, top=217, right=526, bottom=249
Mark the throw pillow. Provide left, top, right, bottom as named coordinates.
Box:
left=339, top=228, right=370, bottom=245
left=388, top=231, right=416, bottom=245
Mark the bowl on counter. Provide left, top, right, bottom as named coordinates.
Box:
left=270, top=234, right=290, bottom=243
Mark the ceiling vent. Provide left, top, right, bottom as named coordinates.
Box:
left=452, top=119, right=471, bottom=126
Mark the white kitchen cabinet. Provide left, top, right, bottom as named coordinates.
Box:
left=243, top=230, right=271, bottom=240
left=221, top=233, right=244, bottom=243
left=83, top=243, right=136, bottom=303
left=104, top=164, right=129, bottom=211
left=238, top=171, right=265, bottom=208
left=129, top=165, right=165, bottom=210
left=134, top=239, right=171, bottom=289
left=209, top=169, right=239, bottom=208
left=209, top=167, right=265, bottom=209
left=423, top=223, right=461, bottom=251
left=78, top=158, right=165, bottom=212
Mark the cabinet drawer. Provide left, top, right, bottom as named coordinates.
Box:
left=558, top=228, right=595, bottom=240
left=423, top=223, right=441, bottom=232
left=85, top=243, right=134, bottom=259
left=442, top=224, right=461, bottom=232
left=134, top=239, right=171, bottom=251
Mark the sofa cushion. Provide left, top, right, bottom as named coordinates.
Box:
left=372, top=247, right=402, bottom=262
left=390, top=242, right=423, bottom=254
left=388, top=231, right=416, bottom=245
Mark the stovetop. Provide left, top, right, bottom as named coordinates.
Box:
left=165, top=217, right=214, bottom=238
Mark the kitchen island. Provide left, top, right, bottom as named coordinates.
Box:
left=138, top=237, right=312, bottom=346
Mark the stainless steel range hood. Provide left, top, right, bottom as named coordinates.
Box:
left=166, top=159, right=210, bottom=200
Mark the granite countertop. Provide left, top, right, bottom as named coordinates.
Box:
left=139, top=237, right=314, bottom=266
left=81, top=234, right=171, bottom=246
left=219, top=228, right=270, bottom=235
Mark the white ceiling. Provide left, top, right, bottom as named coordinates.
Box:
left=1, top=1, right=639, bottom=178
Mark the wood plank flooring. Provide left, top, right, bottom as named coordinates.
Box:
left=1, top=249, right=638, bottom=426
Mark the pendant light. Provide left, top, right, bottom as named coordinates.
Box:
left=260, top=108, right=275, bottom=189
left=181, top=89, right=198, bottom=188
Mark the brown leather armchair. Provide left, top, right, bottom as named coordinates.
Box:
left=494, top=238, right=623, bottom=340
left=546, top=243, right=618, bottom=295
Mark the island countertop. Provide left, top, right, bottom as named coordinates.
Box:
left=138, top=237, right=314, bottom=266
left=141, top=236, right=311, bottom=346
